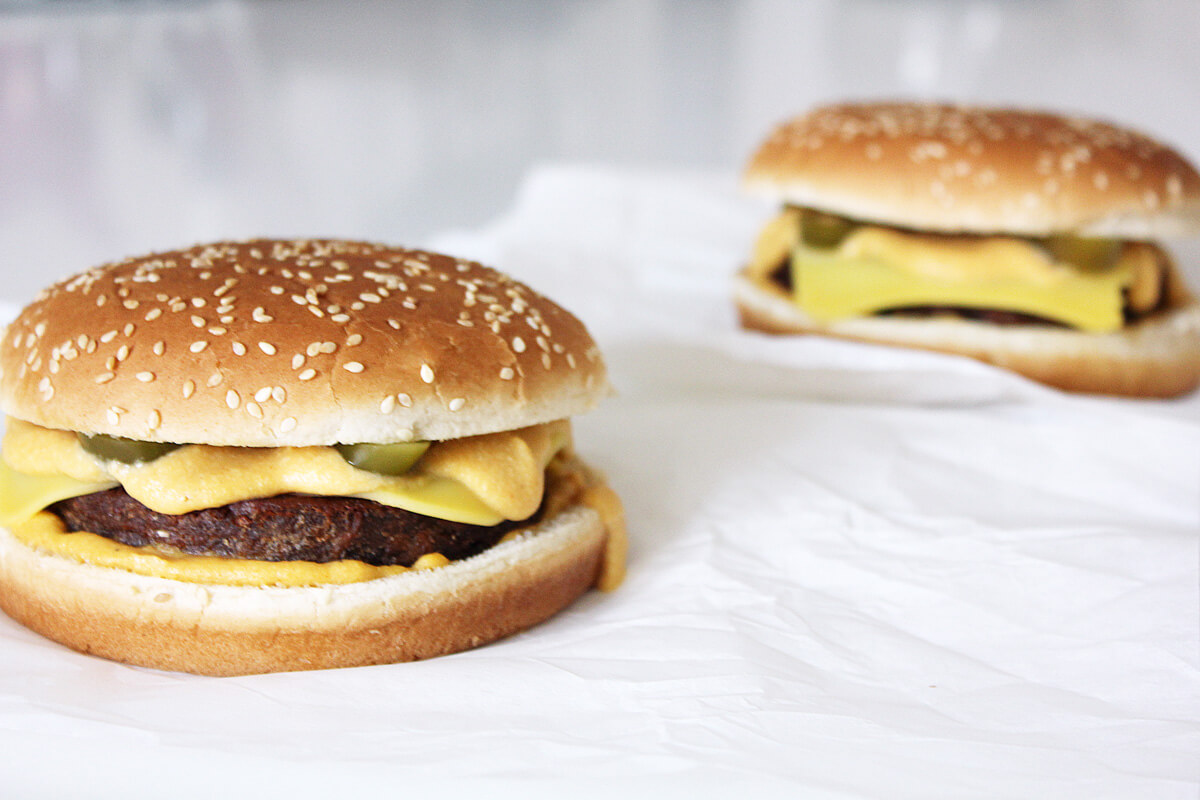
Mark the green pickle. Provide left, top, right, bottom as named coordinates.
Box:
left=335, top=441, right=431, bottom=475
left=78, top=434, right=180, bottom=464
left=1044, top=235, right=1119, bottom=271
left=801, top=208, right=857, bottom=249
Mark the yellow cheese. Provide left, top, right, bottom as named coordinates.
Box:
left=6, top=453, right=622, bottom=591
left=0, top=418, right=627, bottom=591
left=0, top=460, right=117, bottom=527
left=790, top=226, right=1136, bottom=332
left=581, top=482, right=627, bottom=592
left=0, top=418, right=570, bottom=527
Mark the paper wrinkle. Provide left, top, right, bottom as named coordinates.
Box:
left=0, top=166, right=1197, bottom=795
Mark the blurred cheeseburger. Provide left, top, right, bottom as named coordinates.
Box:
left=736, top=102, right=1200, bottom=397
left=0, top=239, right=625, bottom=675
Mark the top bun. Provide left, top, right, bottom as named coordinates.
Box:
left=0, top=240, right=609, bottom=446
left=744, top=102, right=1200, bottom=238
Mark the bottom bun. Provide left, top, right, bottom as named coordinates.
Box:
left=734, top=266, right=1200, bottom=398
left=0, top=504, right=606, bottom=676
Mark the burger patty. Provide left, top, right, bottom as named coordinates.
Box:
left=874, top=305, right=1069, bottom=327
left=50, top=489, right=535, bottom=567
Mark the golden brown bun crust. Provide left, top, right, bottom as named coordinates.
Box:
left=745, top=102, right=1200, bottom=237
left=734, top=264, right=1200, bottom=398
left=0, top=240, right=609, bottom=446
left=0, top=502, right=607, bottom=676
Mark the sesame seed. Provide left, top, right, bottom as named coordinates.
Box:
left=107, top=409, right=121, bottom=425
left=246, top=402, right=264, bottom=419
left=144, top=308, right=163, bottom=321
left=232, top=341, right=247, bottom=356
left=258, top=341, right=277, bottom=355
left=346, top=333, right=363, bottom=346
left=499, top=367, right=515, bottom=380
left=298, top=369, right=316, bottom=381
left=123, top=299, right=140, bottom=310
left=280, top=417, right=297, bottom=433
left=448, top=398, right=465, bottom=411
left=254, top=387, right=272, bottom=403
left=100, top=330, right=118, bottom=343
left=306, top=342, right=321, bottom=357
left=208, top=327, right=227, bottom=336
left=182, top=380, right=196, bottom=398
left=512, top=336, right=526, bottom=353
left=397, top=393, right=412, bottom=407
left=136, top=371, right=155, bottom=383
left=153, top=341, right=165, bottom=356
left=319, top=342, right=337, bottom=354
left=420, top=364, right=434, bottom=383
left=207, top=372, right=222, bottom=388
left=116, top=345, right=130, bottom=361
left=331, top=314, right=350, bottom=323
left=291, top=354, right=305, bottom=369
left=272, top=386, right=286, bottom=403
left=191, top=315, right=205, bottom=328
left=380, top=395, right=396, bottom=414
left=148, top=410, right=161, bottom=430
left=190, top=341, right=208, bottom=353
left=343, top=361, right=364, bottom=373
left=123, top=323, right=136, bottom=336
left=252, top=307, right=273, bottom=322
left=96, top=372, right=115, bottom=384
left=226, top=390, right=240, bottom=409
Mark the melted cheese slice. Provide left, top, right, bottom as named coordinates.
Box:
left=789, top=226, right=1139, bottom=332
left=0, top=417, right=569, bottom=528
left=0, top=418, right=626, bottom=591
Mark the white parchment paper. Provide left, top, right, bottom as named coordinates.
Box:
left=1, top=166, right=1197, bottom=799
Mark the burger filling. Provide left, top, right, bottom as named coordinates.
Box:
left=751, top=206, right=1172, bottom=332
left=0, top=417, right=624, bottom=588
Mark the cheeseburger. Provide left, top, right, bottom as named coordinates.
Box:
left=0, top=239, right=625, bottom=675
left=736, top=102, right=1200, bottom=397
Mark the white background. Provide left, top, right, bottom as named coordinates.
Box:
left=3, top=0, right=1200, bottom=300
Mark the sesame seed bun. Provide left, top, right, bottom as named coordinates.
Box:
left=745, top=102, right=1200, bottom=238
left=738, top=102, right=1200, bottom=396
left=0, top=239, right=609, bottom=446
left=0, top=240, right=624, bottom=674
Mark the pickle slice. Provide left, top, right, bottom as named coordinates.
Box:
left=78, top=434, right=180, bottom=464
left=335, top=441, right=431, bottom=475
left=801, top=208, right=857, bottom=249
left=1044, top=235, right=1119, bottom=271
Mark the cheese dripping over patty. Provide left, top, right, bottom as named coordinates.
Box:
left=750, top=206, right=1167, bottom=332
